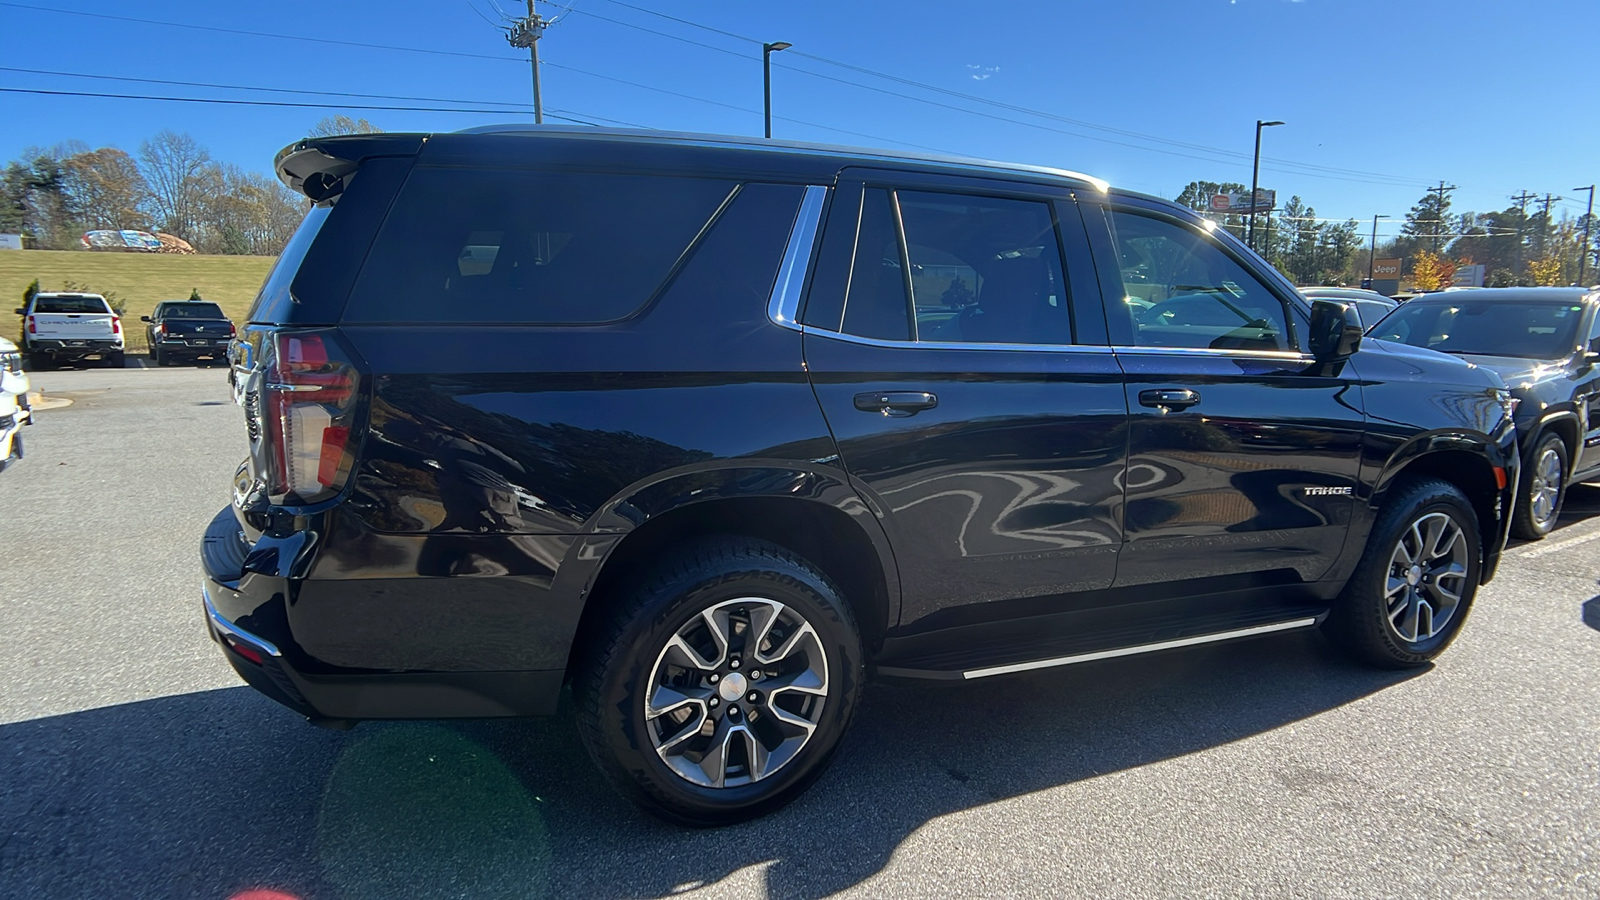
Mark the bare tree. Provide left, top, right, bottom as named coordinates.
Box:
left=139, top=130, right=211, bottom=240
left=61, top=148, right=148, bottom=230
left=307, top=115, right=383, bottom=137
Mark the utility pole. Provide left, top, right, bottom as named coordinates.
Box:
left=1427, top=181, right=1456, bottom=254
left=1534, top=193, right=1562, bottom=263
left=1512, top=190, right=1536, bottom=280
left=1575, top=185, right=1595, bottom=285
left=507, top=1, right=547, bottom=124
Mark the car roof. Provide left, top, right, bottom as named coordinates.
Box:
left=1399, top=287, right=1597, bottom=304
left=1301, top=287, right=1395, bottom=301
left=454, top=124, right=1114, bottom=194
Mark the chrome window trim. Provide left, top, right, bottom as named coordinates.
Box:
left=1109, top=345, right=1314, bottom=362
left=808, top=327, right=1115, bottom=354
left=767, top=185, right=830, bottom=332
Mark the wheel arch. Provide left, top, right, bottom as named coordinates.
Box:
left=1529, top=412, right=1580, bottom=474
left=562, top=467, right=900, bottom=681
left=1373, top=436, right=1505, bottom=565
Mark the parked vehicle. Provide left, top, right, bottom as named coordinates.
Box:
left=203, top=127, right=1520, bottom=825
left=15, top=292, right=124, bottom=368
left=1300, top=287, right=1399, bottom=330
left=0, top=336, right=29, bottom=472
left=1367, top=286, right=1600, bottom=539
left=142, top=300, right=236, bottom=365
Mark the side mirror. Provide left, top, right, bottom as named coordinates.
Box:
left=139, top=315, right=152, bottom=322
left=13, top=308, right=24, bottom=316
left=1308, top=298, right=1363, bottom=362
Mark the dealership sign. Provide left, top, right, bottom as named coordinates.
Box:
left=1371, top=258, right=1403, bottom=279
left=1209, top=189, right=1276, bottom=214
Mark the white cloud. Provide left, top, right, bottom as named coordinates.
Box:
left=967, top=64, right=1000, bottom=82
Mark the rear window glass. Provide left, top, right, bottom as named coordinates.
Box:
left=161, top=303, right=226, bottom=319
left=247, top=204, right=329, bottom=323
left=33, top=296, right=110, bottom=314
left=343, top=168, right=735, bottom=324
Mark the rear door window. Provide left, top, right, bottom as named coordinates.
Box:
left=33, top=296, right=111, bottom=314
left=344, top=168, right=735, bottom=324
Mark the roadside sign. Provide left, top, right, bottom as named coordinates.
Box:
left=0, top=233, right=21, bottom=250
left=1452, top=264, right=1485, bottom=288
left=1371, top=258, right=1402, bottom=279
left=1209, top=189, right=1276, bottom=214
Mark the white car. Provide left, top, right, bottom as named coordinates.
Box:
left=1, top=336, right=31, bottom=472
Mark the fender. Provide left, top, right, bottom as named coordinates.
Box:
left=560, top=458, right=903, bottom=642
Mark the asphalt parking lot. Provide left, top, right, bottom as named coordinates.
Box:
left=2, top=366, right=1598, bottom=899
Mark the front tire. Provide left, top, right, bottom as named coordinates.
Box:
left=1511, top=432, right=1567, bottom=540
left=1324, top=478, right=1481, bottom=668
left=574, top=538, right=863, bottom=826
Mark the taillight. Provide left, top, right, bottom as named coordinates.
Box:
left=229, top=322, right=237, bottom=336
left=263, top=330, right=363, bottom=504
left=112, top=316, right=121, bottom=334
left=26, top=316, right=34, bottom=334
left=156, top=323, right=166, bottom=336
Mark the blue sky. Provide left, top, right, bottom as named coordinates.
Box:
left=3, top=0, right=1598, bottom=234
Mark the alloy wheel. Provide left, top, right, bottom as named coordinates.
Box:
left=645, top=597, right=830, bottom=788
left=1529, top=446, right=1564, bottom=530
left=1384, top=511, right=1469, bottom=643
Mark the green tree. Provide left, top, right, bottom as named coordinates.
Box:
left=1397, top=189, right=1453, bottom=259
left=1175, top=179, right=1249, bottom=241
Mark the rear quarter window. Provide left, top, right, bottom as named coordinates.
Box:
left=343, top=168, right=736, bottom=324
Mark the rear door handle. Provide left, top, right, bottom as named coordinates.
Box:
left=1138, top=388, right=1201, bottom=411
left=854, top=391, right=938, bottom=417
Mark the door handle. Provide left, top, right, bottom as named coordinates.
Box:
left=1138, top=388, right=1201, bottom=411
left=854, top=391, right=938, bottom=417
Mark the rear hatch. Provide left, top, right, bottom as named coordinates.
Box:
left=230, top=134, right=421, bottom=534
left=28, top=295, right=118, bottom=342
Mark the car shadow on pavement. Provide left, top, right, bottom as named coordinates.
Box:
left=0, top=630, right=1421, bottom=900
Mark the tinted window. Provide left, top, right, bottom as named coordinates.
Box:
left=1369, top=301, right=1585, bottom=359
left=840, top=189, right=910, bottom=341
left=1588, top=305, right=1600, bottom=345
left=33, top=295, right=111, bottom=314
left=162, top=303, right=226, bottom=319
left=654, top=182, right=804, bottom=318
left=345, top=168, right=735, bottom=324
left=898, top=191, right=1071, bottom=345
left=1107, top=211, right=1291, bottom=352
left=248, top=204, right=329, bottom=323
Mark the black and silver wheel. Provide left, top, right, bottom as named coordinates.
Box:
left=1511, top=433, right=1567, bottom=540
left=574, top=538, right=862, bottom=826
left=1325, top=478, right=1481, bottom=668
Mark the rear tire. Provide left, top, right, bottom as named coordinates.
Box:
left=1324, top=478, right=1481, bottom=668
left=573, top=537, right=864, bottom=826
left=1511, top=432, right=1567, bottom=541
left=153, top=347, right=168, bottom=366
left=104, top=351, right=124, bottom=368
left=24, top=351, right=51, bottom=371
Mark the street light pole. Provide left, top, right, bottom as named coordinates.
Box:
left=1369, top=214, right=1391, bottom=284
left=763, top=41, right=792, bottom=139
left=1575, top=184, right=1595, bottom=285
left=1247, top=120, right=1284, bottom=251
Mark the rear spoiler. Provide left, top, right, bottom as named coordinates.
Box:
left=274, top=134, right=426, bottom=203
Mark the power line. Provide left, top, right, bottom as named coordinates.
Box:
left=583, top=0, right=1439, bottom=188
left=0, top=86, right=613, bottom=126
left=0, top=66, right=533, bottom=109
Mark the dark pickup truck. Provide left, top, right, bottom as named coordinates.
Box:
left=143, top=300, right=236, bottom=365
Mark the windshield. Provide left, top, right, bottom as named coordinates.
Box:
left=33, top=296, right=110, bottom=314
left=162, top=303, right=226, bottom=319
left=1369, top=300, right=1584, bottom=359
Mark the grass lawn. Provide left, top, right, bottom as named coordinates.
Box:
left=2, top=250, right=276, bottom=351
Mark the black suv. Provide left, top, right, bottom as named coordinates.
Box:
left=1367, top=286, right=1600, bottom=539
left=142, top=299, right=236, bottom=365
left=203, top=127, right=1519, bottom=825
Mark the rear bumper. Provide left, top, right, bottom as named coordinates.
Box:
left=156, top=337, right=231, bottom=353
left=29, top=338, right=122, bottom=358
left=200, top=506, right=565, bottom=721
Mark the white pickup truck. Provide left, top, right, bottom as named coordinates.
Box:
left=0, top=336, right=29, bottom=472
left=16, top=292, right=125, bottom=368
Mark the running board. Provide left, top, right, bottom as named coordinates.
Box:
left=876, top=615, right=1323, bottom=681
